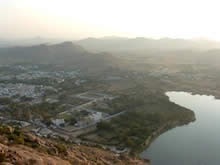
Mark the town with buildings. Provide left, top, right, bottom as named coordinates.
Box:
left=0, top=64, right=127, bottom=152
left=0, top=62, right=200, bottom=155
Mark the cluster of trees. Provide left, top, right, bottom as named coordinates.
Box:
left=109, top=110, right=162, bottom=152
left=1, top=100, right=63, bottom=122
left=107, top=94, right=145, bottom=114
left=0, top=97, right=12, bottom=105
left=97, top=121, right=112, bottom=130
left=94, top=89, right=195, bottom=153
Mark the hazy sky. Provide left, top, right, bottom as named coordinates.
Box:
left=1, top=0, right=220, bottom=40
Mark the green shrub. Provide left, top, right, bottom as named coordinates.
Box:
left=55, top=143, right=67, bottom=154
left=47, top=148, right=56, bottom=155
left=13, top=128, right=22, bottom=136
left=97, top=121, right=112, bottom=130
left=31, top=142, right=40, bottom=148
left=7, top=133, right=24, bottom=144
left=0, top=153, right=6, bottom=162
left=14, top=136, right=25, bottom=144
left=0, top=126, right=13, bottom=134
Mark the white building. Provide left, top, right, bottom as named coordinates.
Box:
left=52, top=119, right=65, bottom=126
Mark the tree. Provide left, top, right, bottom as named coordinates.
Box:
left=97, top=121, right=112, bottom=130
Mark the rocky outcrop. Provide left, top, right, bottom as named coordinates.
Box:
left=0, top=126, right=149, bottom=165
left=0, top=143, right=70, bottom=165
left=0, top=143, right=148, bottom=165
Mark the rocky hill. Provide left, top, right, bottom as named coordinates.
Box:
left=0, top=125, right=149, bottom=165
left=0, top=42, right=118, bottom=73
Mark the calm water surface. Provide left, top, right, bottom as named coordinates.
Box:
left=140, top=91, right=220, bottom=165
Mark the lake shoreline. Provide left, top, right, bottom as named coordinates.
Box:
left=142, top=117, right=195, bottom=151
left=139, top=91, right=196, bottom=162
left=141, top=91, right=220, bottom=165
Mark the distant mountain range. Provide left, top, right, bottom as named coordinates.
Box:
left=0, top=37, right=62, bottom=48
left=2, top=37, right=220, bottom=52
left=1, top=37, right=220, bottom=69
left=0, top=42, right=117, bottom=72
left=76, top=37, right=220, bottom=53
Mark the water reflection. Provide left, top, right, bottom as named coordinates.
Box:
left=140, top=91, right=220, bottom=165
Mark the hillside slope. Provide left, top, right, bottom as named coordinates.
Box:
left=0, top=42, right=118, bottom=73
left=0, top=125, right=148, bottom=165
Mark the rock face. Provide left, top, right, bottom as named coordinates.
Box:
left=0, top=143, right=148, bottom=165
left=0, top=126, right=149, bottom=165
left=0, top=143, right=70, bottom=165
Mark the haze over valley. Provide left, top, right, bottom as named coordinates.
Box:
left=1, top=0, right=220, bottom=165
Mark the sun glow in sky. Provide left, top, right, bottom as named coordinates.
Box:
left=1, top=0, right=220, bottom=40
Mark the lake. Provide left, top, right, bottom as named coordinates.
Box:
left=140, top=91, right=220, bottom=165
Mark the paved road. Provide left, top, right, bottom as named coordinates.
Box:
left=59, top=98, right=104, bottom=115
left=32, top=92, right=125, bottom=137
left=57, top=111, right=126, bottom=133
